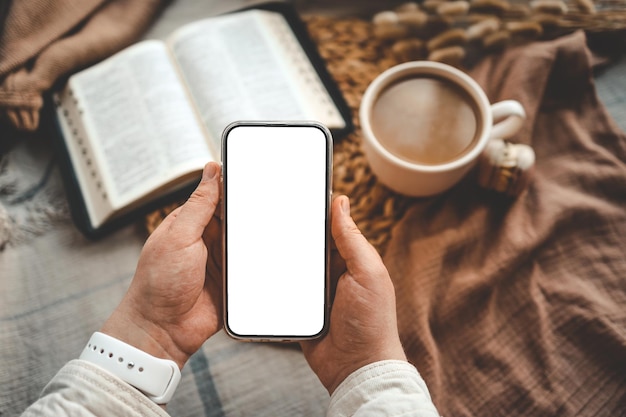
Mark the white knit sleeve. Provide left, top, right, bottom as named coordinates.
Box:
left=21, top=360, right=170, bottom=417
left=327, top=360, right=440, bottom=417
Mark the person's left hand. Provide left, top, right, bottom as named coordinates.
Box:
left=101, top=162, right=222, bottom=369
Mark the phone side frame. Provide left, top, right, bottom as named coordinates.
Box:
left=220, top=120, right=333, bottom=342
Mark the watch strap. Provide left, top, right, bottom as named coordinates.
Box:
left=80, top=332, right=181, bottom=404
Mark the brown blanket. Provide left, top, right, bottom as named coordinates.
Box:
left=0, top=0, right=165, bottom=132
left=386, top=31, right=626, bottom=415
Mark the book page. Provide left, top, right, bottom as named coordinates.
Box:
left=55, top=87, right=113, bottom=229
left=168, top=9, right=345, bottom=149
left=68, top=40, right=214, bottom=213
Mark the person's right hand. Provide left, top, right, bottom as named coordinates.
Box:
left=300, top=195, right=407, bottom=394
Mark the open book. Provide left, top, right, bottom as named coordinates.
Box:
left=51, top=3, right=351, bottom=237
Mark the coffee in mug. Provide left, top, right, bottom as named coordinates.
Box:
left=360, top=61, right=526, bottom=197
left=369, top=75, right=483, bottom=166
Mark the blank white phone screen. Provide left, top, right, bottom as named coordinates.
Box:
left=224, top=124, right=329, bottom=338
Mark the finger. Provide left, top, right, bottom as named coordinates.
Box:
left=330, top=248, right=346, bottom=281
left=156, top=206, right=182, bottom=229
left=171, top=162, right=221, bottom=238
left=202, top=213, right=222, bottom=270
left=331, top=195, right=387, bottom=280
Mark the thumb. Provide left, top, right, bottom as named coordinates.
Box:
left=171, top=162, right=221, bottom=237
left=331, top=196, right=386, bottom=281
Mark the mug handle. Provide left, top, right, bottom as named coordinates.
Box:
left=489, top=100, right=526, bottom=140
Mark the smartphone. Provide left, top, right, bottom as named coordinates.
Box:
left=222, top=121, right=332, bottom=341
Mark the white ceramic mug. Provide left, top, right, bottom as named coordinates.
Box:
left=360, top=61, right=526, bottom=197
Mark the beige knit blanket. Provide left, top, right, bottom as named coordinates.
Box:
left=0, top=0, right=166, bottom=132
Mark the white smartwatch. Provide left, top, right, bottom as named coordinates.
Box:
left=80, top=332, right=182, bottom=404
